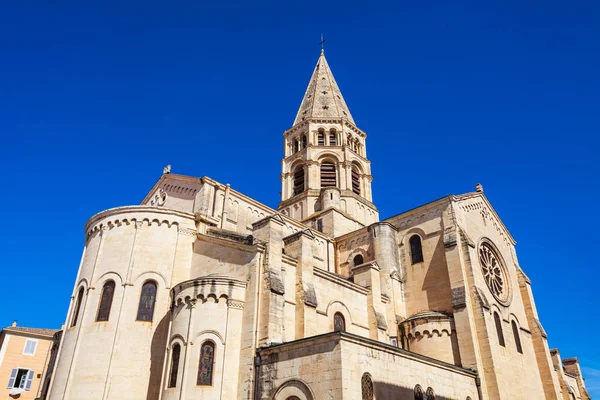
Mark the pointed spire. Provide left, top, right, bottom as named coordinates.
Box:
left=293, top=51, right=355, bottom=125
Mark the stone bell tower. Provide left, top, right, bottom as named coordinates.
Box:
left=278, top=50, right=379, bottom=237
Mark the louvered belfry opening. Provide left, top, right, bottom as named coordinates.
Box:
left=352, top=168, right=361, bottom=195
left=318, top=129, right=325, bottom=145
left=293, top=166, right=305, bottom=195
left=329, top=129, right=337, bottom=145
left=320, top=162, right=337, bottom=187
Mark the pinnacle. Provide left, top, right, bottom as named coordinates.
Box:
left=293, top=52, right=355, bottom=126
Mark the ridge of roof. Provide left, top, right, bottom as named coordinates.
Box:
left=3, top=326, right=59, bottom=337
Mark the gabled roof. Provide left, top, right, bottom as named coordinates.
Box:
left=3, top=326, right=59, bottom=338
left=293, top=50, right=355, bottom=125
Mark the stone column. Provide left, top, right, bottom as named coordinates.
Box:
left=252, top=215, right=286, bottom=346
left=283, top=229, right=318, bottom=339
left=221, top=299, right=245, bottom=399
left=352, top=261, right=388, bottom=341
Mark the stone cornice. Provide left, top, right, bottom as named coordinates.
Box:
left=85, top=206, right=195, bottom=236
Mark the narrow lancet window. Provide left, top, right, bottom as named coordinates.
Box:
left=168, top=344, right=181, bottom=388
left=136, top=281, right=157, bottom=321
left=71, top=287, right=85, bottom=327
left=197, top=341, right=215, bottom=386
left=361, top=373, right=373, bottom=400
left=494, top=312, right=505, bottom=347
left=352, top=167, right=361, bottom=195
left=329, top=129, right=337, bottom=145
left=409, top=235, right=424, bottom=264
left=511, top=320, right=523, bottom=353
left=96, top=281, right=115, bottom=322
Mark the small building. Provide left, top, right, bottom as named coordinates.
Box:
left=0, top=322, right=59, bottom=400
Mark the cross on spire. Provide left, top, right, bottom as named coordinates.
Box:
left=320, top=34, right=327, bottom=51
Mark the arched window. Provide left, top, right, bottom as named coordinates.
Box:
left=334, top=312, right=346, bottom=332
left=293, top=166, right=305, bottom=195
left=329, top=129, right=337, bottom=145
left=317, top=129, right=325, bottom=145
left=511, top=320, right=523, bottom=353
left=426, top=387, right=435, bottom=400
left=168, top=343, right=181, bottom=388
left=347, top=135, right=352, bottom=146
left=96, top=281, right=115, bottom=322
left=409, top=235, right=424, bottom=264
left=320, top=162, right=336, bottom=187
left=293, top=138, right=299, bottom=153
left=361, top=373, right=373, bottom=400
left=353, top=254, right=364, bottom=266
left=494, top=312, right=505, bottom=347
left=197, top=341, right=215, bottom=386
left=71, top=287, right=85, bottom=327
left=136, top=281, right=157, bottom=321
left=301, top=134, right=307, bottom=149
left=352, top=167, right=361, bottom=195
left=414, top=384, right=424, bottom=400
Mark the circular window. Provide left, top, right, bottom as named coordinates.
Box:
left=479, top=241, right=511, bottom=305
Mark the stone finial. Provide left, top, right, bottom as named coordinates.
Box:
left=163, top=164, right=171, bottom=174
left=476, top=183, right=483, bottom=193
left=12, top=320, right=17, bottom=327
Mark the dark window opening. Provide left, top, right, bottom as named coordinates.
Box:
left=137, top=281, right=157, bottom=321
left=361, top=373, right=373, bottom=400
left=352, top=168, right=361, bottom=195
left=409, top=235, right=424, bottom=264
left=96, top=281, right=115, bottom=322
left=494, top=312, right=505, bottom=347
left=71, top=287, right=84, bottom=327
left=426, top=387, right=436, bottom=400
left=197, top=341, right=215, bottom=386
left=511, top=320, right=523, bottom=353
left=353, top=254, right=364, bottom=266
left=320, top=162, right=336, bottom=187
left=333, top=312, right=346, bottom=332
left=293, top=167, right=305, bottom=195
left=301, top=134, right=307, bottom=149
left=293, top=138, right=299, bottom=153
left=414, top=384, right=424, bottom=400
left=317, top=219, right=323, bottom=232
left=168, top=344, right=181, bottom=388
left=7, top=368, right=34, bottom=391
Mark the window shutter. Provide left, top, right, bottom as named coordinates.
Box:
left=24, top=370, right=35, bottom=391
left=7, top=369, right=17, bottom=388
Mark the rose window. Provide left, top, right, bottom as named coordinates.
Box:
left=479, top=242, right=509, bottom=303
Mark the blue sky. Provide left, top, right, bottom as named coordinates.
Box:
left=1, top=1, right=599, bottom=395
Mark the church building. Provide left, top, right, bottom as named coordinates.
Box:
left=46, top=50, right=590, bottom=400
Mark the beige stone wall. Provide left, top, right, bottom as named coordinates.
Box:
left=256, top=332, right=478, bottom=400
left=49, top=207, right=196, bottom=400
left=0, top=331, right=54, bottom=400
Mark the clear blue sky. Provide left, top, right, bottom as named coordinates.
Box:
left=1, top=1, right=598, bottom=395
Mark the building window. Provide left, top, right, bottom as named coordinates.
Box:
left=409, top=235, right=424, bottom=264
left=71, top=287, right=85, bottom=327
left=7, top=369, right=35, bottom=391
left=136, top=281, right=157, bottom=322
left=293, top=137, right=299, bottom=153
left=334, top=312, right=346, bottom=332
left=352, top=167, right=361, bottom=195
left=22, top=339, right=38, bottom=356
left=301, top=134, right=307, bottom=149
left=329, top=129, right=337, bottom=145
left=168, top=343, right=181, bottom=388
left=426, top=387, right=435, bottom=400
left=293, top=166, right=305, bottom=195
left=511, top=320, right=523, bottom=353
left=414, top=384, right=424, bottom=400
left=361, top=373, right=373, bottom=400
left=494, top=312, right=505, bottom=347
left=317, top=219, right=323, bottom=232
left=318, top=129, right=325, bottom=145
left=197, top=341, right=215, bottom=386
left=320, top=162, right=336, bottom=187
left=353, top=254, right=364, bottom=266
left=96, top=280, right=115, bottom=322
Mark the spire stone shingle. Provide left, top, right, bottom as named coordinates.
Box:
left=293, top=50, right=355, bottom=125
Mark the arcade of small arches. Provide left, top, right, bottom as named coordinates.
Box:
left=290, top=159, right=366, bottom=197
left=287, top=127, right=364, bottom=157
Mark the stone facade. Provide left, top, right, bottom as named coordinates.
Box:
left=45, top=51, right=590, bottom=400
